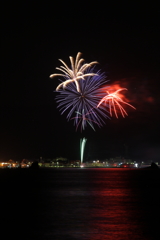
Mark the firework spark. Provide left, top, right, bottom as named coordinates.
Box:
left=80, top=138, right=87, bottom=164
left=71, top=109, right=101, bottom=132
left=97, top=88, right=136, bottom=118
left=50, top=52, right=98, bottom=92
left=55, top=68, right=110, bottom=130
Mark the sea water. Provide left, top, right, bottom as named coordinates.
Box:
left=2, top=168, right=160, bottom=240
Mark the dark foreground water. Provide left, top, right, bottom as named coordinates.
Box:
left=1, top=167, right=160, bottom=240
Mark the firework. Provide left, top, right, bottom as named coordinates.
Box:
left=71, top=109, right=101, bottom=131
left=80, top=138, right=87, bottom=164
left=55, top=68, right=110, bottom=131
left=50, top=53, right=136, bottom=131
left=97, top=88, right=136, bottom=118
left=49, top=52, right=98, bottom=92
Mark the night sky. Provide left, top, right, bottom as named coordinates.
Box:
left=1, top=2, right=160, bottom=162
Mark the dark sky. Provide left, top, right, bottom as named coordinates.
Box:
left=1, top=2, right=160, bottom=161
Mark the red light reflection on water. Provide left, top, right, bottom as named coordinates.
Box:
left=87, top=168, right=144, bottom=240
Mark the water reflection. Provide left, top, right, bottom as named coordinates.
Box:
left=3, top=168, right=159, bottom=240
left=85, top=169, right=144, bottom=240
left=44, top=168, right=149, bottom=239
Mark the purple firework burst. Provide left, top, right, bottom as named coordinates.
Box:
left=55, top=67, right=110, bottom=131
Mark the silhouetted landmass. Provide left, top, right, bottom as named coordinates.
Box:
left=29, top=161, right=39, bottom=169
left=151, top=162, right=160, bottom=170
left=140, top=162, right=160, bottom=171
